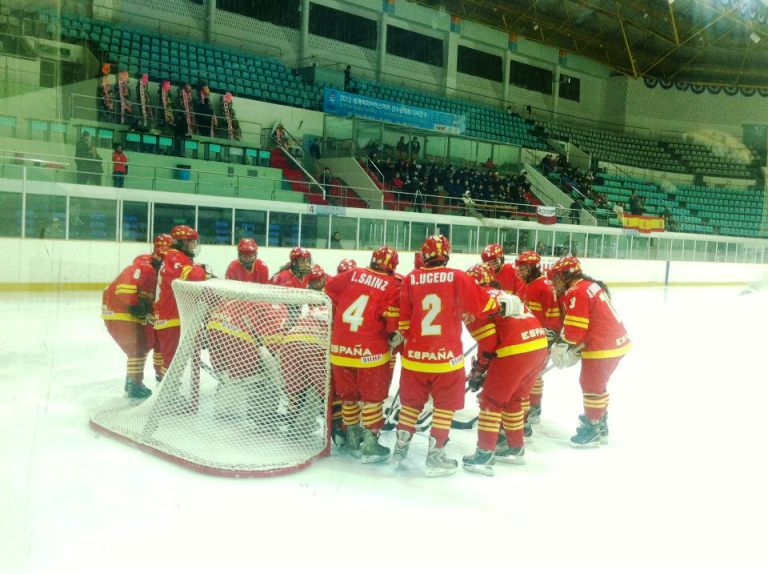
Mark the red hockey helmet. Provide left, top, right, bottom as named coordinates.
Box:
left=414, top=252, right=424, bottom=268
left=171, top=225, right=199, bottom=241
left=237, top=238, right=257, bottom=256
left=289, top=247, right=311, bottom=262
left=420, top=234, right=450, bottom=266
left=466, top=263, right=496, bottom=286
left=515, top=250, right=541, bottom=268
left=370, top=246, right=399, bottom=274
left=481, top=243, right=504, bottom=268
left=153, top=233, right=174, bottom=257
left=308, top=264, right=327, bottom=290
left=550, top=255, right=582, bottom=280
left=336, top=258, right=357, bottom=274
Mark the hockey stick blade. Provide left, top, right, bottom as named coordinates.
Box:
left=451, top=415, right=478, bottom=429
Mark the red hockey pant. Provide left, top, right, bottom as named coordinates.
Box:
left=156, top=326, right=181, bottom=374
left=332, top=363, right=392, bottom=404
left=579, top=356, right=624, bottom=422
left=105, top=319, right=151, bottom=356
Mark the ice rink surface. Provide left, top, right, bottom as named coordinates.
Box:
left=1, top=285, right=767, bottom=574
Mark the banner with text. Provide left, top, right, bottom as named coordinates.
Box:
left=536, top=205, right=557, bottom=225
left=323, top=88, right=466, bottom=135
left=622, top=214, right=665, bottom=234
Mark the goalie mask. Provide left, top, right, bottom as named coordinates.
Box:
left=171, top=225, right=200, bottom=258
left=515, top=250, right=541, bottom=283
left=370, top=246, right=399, bottom=275
left=289, top=247, right=312, bottom=276
left=237, top=238, right=258, bottom=270
left=481, top=243, right=505, bottom=271
left=307, top=264, right=327, bottom=290
left=336, top=258, right=357, bottom=274
left=466, top=263, right=496, bottom=287
left=420, top=234, right=450, bottom=266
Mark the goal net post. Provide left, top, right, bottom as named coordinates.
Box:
left=91, top=279, right=332, bottom=477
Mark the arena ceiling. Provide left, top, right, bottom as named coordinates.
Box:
left=412, top=0, right=768, bottom=87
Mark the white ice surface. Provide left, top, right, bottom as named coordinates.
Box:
left=1, top=286, right=767, bottom=574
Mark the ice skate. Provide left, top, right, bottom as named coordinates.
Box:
left=495, top=445, right=526, bottom=465
left=524, top=421, right=533, bottom=438
left=360, top=428, right=390, bottom=464
left=331, top=419, right=347, bottom=449
left=425, top=437, right=457, bottom=477
left=462, top=448, right=495, bottom=476
left=570, top=414, right=608, bottom=448
left=345, top=425, right=362, bottom=458
left=124, top=378, right=152, bottom=399
left=392, top=430, right=412, bottom=468
left=528, top=405, right=542, bottom=424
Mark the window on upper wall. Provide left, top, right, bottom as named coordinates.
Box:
left=559, top=74, right=581, bottom=102
left=509, top=60, right=552, bottom=95
left=457, top=46, right=502, bottom=82
left=218, top=0, right=300, bottom=29
left=309, top=4, right=377, bottom=50
left=386, top=26, right=443, bottom=67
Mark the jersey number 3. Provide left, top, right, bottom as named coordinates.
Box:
left=421, top=293, right=442, bottom=336
left=342, top=294, right=370, bottom=332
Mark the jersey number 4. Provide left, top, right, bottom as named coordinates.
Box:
left=342, top=294, right=370, bottom=332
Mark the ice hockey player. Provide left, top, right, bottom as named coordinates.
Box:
left=101, top=233, right=173, bottom=398
left=325, top=246, right=401, bottom=463
left=461, top=263, right=548, bottom=476
left=336, top=258, right=357, bottom=274
left=149, top=233, right=174, bottom=382
left=393, top=234, right=519, bottom=477
left=307, top=264, right=330, bottom=291
left=154, top=225, right=210, bottom=376
left=270, top=247, right=313, bottom=288
left=481, top=242, right=524, bottom=296
left=514, top=250, right=562, bottom=424
left=225, top=238, right=269, bottom=283
left=549, top=256, right=631, bottom=447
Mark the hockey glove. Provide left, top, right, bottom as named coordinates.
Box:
left=128, top=299, right=153, bottom=321
left=496, top=293, right=524, bottom=318
left=551, top=342, right=582, bottom=369
left=388, top=330, right=405, bottom=350
left=467, top=357, right=490, bottom=393
left=545, top=329, right=559, bottom=348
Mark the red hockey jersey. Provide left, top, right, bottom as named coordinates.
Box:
left=225, top=259, right=269, bottom=283
left=101, top=254, right=157, bottom=324
left=325, top=268, right=400, bottom=368
left=495, top=262, right=524, bottom=296
left=154, top=249, right=208, bottom=330
left=561, top=279, right=631, bottom=359
left=399, top=267, right=497, bottom=373
left=518, top=275, right=562, bottom=332
left=270, top=268, right=310, bottom=289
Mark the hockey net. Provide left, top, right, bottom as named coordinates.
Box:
left=91, top=279, right=332, bottom=477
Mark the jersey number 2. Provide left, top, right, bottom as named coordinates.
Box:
left=342, top=294, right=370, bottom=332
left=421, top=294, right=442, bottom=336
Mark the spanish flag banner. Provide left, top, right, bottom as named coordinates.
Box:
left=622, top=214, right=665, bottom=234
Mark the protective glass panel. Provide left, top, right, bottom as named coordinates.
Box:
left=26, top=193, right=66, bottom=239
left=0, top=191, right=22, bottom=238
left=267, top=212, right=299, bottom=247
left=300, top=213, right=330, bottom=249
left=234, top=209, right=267, bottom=246
left=123, top=201, right=148, bottom=242
left=69, top=197, right=116, bottom=241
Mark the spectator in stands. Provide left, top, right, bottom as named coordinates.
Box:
left=409, top=136, right=421, bottom=160
left=309, top=139, right=321, bottom=159
left=331, top=231, right=343, bottom=249
left=662, top=208, right=678, bottom=232
left=629, top=191, right=645, bottom=215
left=613, top=202, right=625, bottom=223
left=396, top=136, right=408, bottom=159
left=112, top=144, right=128, bottom=188
left=87, top=140, right=103, bottom=185
left=536, top=241, right=548, bottom=256
left=40, top=217, right=63, bottom=239
left=344, top=65, right=352, bottom=90
left=273, top=124, right=286, bottom=149
left=570, top=196, right=584, bottom=224
left=320, top=166, right=333, bottom=199
left=75, top=132, right=93, bottom=185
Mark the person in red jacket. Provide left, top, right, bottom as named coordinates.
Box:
left=154, top=225, right=210, bottom=376
left=270, top=247, right=312, bottom=288
left=102, top=234, right=172, bottom=398
left=325, top=246, right=401, bottom=463
left=481, top=242, right=524, bottom=296
left=225, top=238, right=269, bottom=283
left=461, top=263, right=548, bottom=475
left=112, top=144, right=128, bottom=188
left=549, top=256, right=631, bottom=447
left=514, top=250, right=562, bottom=425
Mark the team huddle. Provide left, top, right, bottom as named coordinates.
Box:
left=102, top=226, right=631, bottom=477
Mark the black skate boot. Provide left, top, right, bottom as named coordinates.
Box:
left=528, top=405, right=542, bottom=424
left=462, top=448, right=495, bottom=476
left=331, top=419, right=347, bottom=449
left=495, top=445, right=525, bottom=465
left=524, top=421, right=533, bottom=438
left=345, top=425, right=362, bottom=458
left=360, top=428, right=390, bottom=464
left=124, top=378, right=152, bottom=399
left=571, top=414, right=608, bottom=448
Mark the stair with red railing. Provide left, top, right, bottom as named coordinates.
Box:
left=270, top=147, right=328, bottom=205
left=357, top=160, right=409, bottom=211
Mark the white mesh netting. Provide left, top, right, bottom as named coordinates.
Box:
left=92, top=279, right=332, bottom=477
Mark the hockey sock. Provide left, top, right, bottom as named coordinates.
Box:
left=127, top=354, right=147, bottom=384
left=430, top=408, right=455, bottom=448
left=396, top=405, right=421, bottom=434
left=502, top=409, right=525, bottom=448
left=530, top=378, right=544, bottom=407
left=583, top=392, right=609, bottom=422
left=341, top=402, right=361, bottom=429
left=332, top=399, right=344, bottom=426
left=153, top=352, right=163, bottom=376
left=361, top=402, right=384, bottom=432
left=477, top=409, right=502, bottom=451
left=521, top=398, right=531, bottom=416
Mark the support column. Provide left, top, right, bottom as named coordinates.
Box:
left=552, top=62, right=561, bottom=116
left=299, top=0, right=311, bottom=66
left=206, top=0, right=216, bottom=44
left=444, top=30, right=458, bottom=97
left=502, top=50, right=511, bottom=104
left=377, top=12, right=388, bottom=82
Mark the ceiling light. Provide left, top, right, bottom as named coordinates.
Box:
left=750, top=32, right=761, bottom=43
left=668, top=0, right=675, bottom=5
left=533, top=22, right=539, bottom=30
